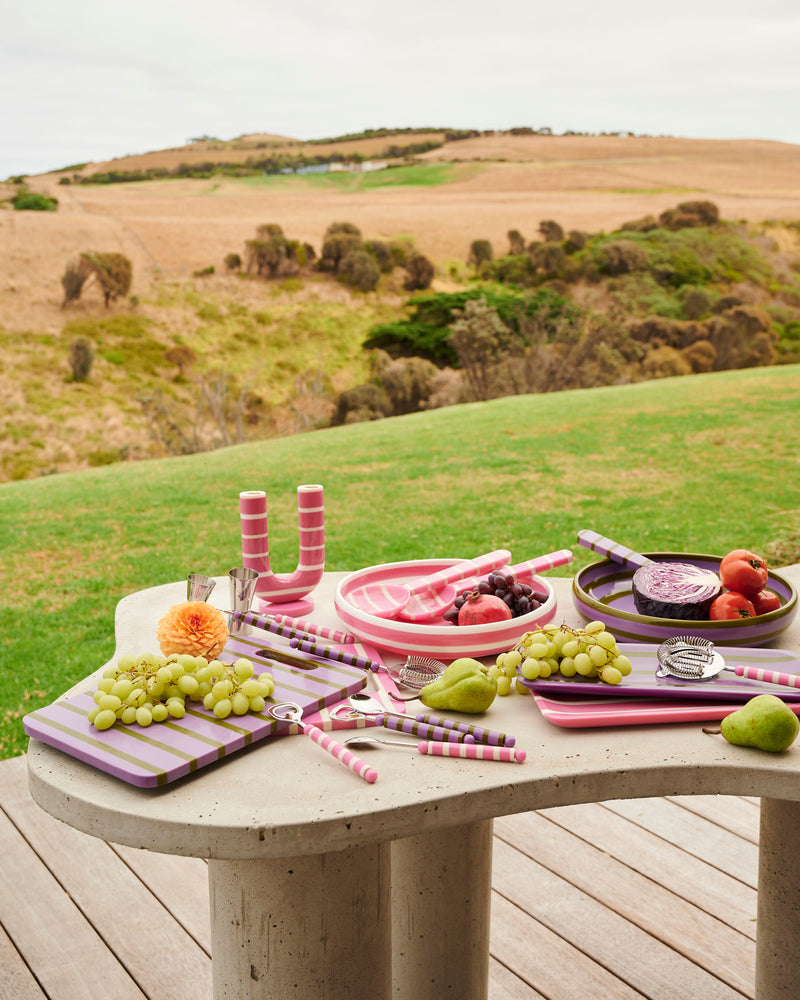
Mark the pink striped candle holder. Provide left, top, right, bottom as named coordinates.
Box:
left=240, top=485, right=325, bottom=615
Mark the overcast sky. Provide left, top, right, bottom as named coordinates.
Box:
left=2, top=0, right=799, bottom=179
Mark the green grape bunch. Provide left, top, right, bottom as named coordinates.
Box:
left=88, top=652, right=275, bottom=730
left=491, top=620, right=633, bottom=695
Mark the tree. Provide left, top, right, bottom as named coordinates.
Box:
left=68, top=252, right=132, bottom=306
left=245, top=224, right=288, bottom=277
left=320, top=222, right=362, bottom=272
left=507, top=229, right=526, bottom=255
left=446, top=297, right=510, bottom=401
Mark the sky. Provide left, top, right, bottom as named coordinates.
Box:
left=2, top=0, right=800, bottom=180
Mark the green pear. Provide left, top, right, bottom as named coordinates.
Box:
left=419, top=657, right=497, bottom=714
left=719, top=695, right=800, bottom=753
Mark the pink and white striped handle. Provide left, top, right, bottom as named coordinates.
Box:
left=418, top=742, right=527, bottom=763
left=303, top=723, right=378, bottom=783
left=734, top=665, right=800, bottom=689
left=272, top=614, right=354, bottom=644
left=406, top=550, right=512, bottom=599
left=576, top=530, right=652, bottom=570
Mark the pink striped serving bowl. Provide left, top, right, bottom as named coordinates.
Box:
left=334, top=558, right=558, bottom=660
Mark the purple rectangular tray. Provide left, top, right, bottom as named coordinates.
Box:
left=521, top=643, right=800, bottom=702
left=23, top=638, right=367, bottom=788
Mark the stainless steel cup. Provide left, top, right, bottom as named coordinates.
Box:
left=187, top=573, right=216, bottom=602
left=228, top=567, right=259, bottom=634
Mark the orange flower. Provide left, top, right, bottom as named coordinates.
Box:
left=156, top=601, right=229, bottom=659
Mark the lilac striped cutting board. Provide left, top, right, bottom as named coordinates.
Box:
left=23, top=641, right=368, bottom=788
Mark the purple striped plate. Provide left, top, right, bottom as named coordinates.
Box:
left=572, top=552, right=797, bottom=646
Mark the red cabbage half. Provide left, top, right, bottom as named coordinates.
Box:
left=632, top=562, right=721, bottom=620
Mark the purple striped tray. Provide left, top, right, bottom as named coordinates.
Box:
left=23, top=641, right=368, bottom=788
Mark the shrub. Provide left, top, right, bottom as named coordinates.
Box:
left=596, top=240, right=649, bottom=276
left=13, top=191, right=58, bottom=211
left=641, top=345, right=692, bottom=378
left=507, top=229, right=526, bottom=255
left=69, top=336, right=95, bottom=381
left=338, top=250, right=380, bottom=292
left=403, top=254, right=434, bottom=291
left=379, top=356, right=439, bottom=413
left=564, top=230, right=588, bottom=253
left=164, top=344, right=197, bottom=378
left=529, top=242, right=567, bottom=277
left=225, top=253, right=242, bottom=271
left=538, top=219, right=564, bottom=242
left=659, top=200, right=720, bottom=230
left=364, top=240, right=393, bottom=273
left=620, top=214, right=658, bottom=233
left=332, top=383, right=392, bottom=424
left=245, top=223, right=288, bottom=277
left=681, top=339, right=717, bottom=372
left=320, top=222, right=362, bottom=272
left=682, top=286, right=713, bottom=320
left=61, top=257, right=92, bottom=307
left=467, top=239, right=493, bottom=269
left=76, top=252, right=133, bottom=306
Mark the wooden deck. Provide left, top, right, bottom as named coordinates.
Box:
left=0, top=752, right=758, bottom=999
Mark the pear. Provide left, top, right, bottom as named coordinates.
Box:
left=717, top=695, right=800, bottom=753
left=419, top=657, right=497, bottom=714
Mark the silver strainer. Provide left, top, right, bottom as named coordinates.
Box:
left=656, top=635, right=800, bottom=690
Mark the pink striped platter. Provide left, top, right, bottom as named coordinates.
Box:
left=334, top=559, right=558, bottom=659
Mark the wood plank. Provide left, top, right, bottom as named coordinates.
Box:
left=0, top=922, right=47, bottom=1000
left=666, top=795, right=760, bottom=843
left=1, top=755, right=211, bottom=1000
left=495, top=810, right=755, bottom=996
left=109, top=842, right=211, bottom=954
left=492, top=836, right=749, bottom=1000
left=538, top=801, right=758, bottom=938
left=489, top=954, right=547, bottom=1000
left=603, top=797, right=759, bottom=888
left=0, top=806, right=146, bottom=1000
left=490, top=890, right=643, bottom=1000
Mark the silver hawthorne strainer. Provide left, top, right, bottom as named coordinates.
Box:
left=381, top=655, right=446, bottom=692
left=656, top=636, right=800, bottom=690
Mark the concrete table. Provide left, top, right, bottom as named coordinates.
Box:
left=27, top=567, right=800, bottom=1000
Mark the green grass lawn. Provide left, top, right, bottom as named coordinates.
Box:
left=2, top=364, right=799, bottom=758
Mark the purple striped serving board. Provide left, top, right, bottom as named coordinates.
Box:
left=23, top=641, right=370, bottom=788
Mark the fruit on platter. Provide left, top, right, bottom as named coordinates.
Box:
left=88, top=652, right=274, bottom=730
left=492, top=620, right=632, bottom=694
left=444, top=571, right=548, bottom=624
left=709, top=591, right=757, bottom=620
left=709, top=547, right=777, bottom=620
left=419, top=657, right=498, bottom=714
left=704, top=694, right=800, bottom=753
left=456, top=591, right=512, bottom=625
left=719, top=550, right=769, bottom=598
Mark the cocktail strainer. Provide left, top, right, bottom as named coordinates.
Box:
left=656, top=636, right=800, bottom=690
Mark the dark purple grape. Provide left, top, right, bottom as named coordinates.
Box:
left=517, top=596, right=531, bottom=615
left=532, top=589, right=549, bottom=603
left=510, top=583, right=523, bottom=597
left=477, top=580, right=493, bottom=595
left=454, top=595, right=467, bottom=609
left=443, top=607, right=460, bottom=624
left=520, top=584, right=533, bottom=596
left=488, top=573, right=505, bottom=590
left=495, top=588, right=509, bottom=600
left=502, top=593, right=516, bottom=608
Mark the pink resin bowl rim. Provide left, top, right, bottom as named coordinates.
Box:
left=334, top=558, right=558, bottom=659
left=572, top=551, right=798, bottom=647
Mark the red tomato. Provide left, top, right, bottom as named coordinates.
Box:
left=719, top=550, right=768, bottom=598
left=709, top=592, right=757, bottom=620
left=752, top=589, right=781, bottom=615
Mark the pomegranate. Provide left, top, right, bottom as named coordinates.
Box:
left=457, top=590, right=513, bottom=626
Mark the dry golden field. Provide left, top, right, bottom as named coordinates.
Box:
left=3, top=132, right=800, bottom=336
left=1, top=131, right=800, bottom=481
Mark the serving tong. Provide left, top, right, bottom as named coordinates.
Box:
left=269, top=702, right=377, bottom=784
left=656, top=636, right=800, bottom=690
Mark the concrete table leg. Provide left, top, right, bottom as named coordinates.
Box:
left=757, top=798, right=800, bottom=999
left=208, top=840, right=391, bottom=999
left=391, top=818, right=493, bottom=999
